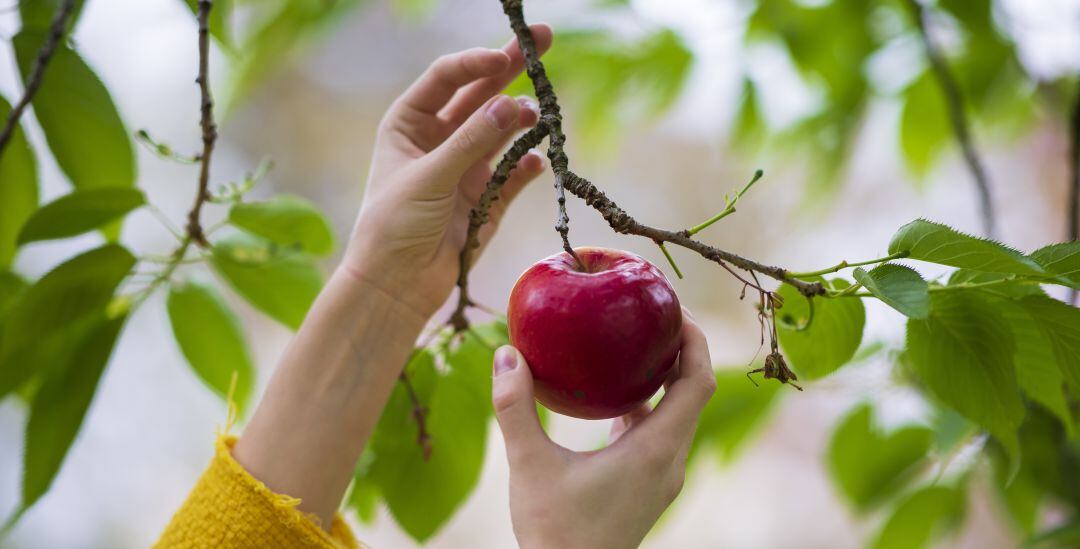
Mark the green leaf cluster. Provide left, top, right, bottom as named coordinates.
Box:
left=506, top=28, right=692, bottom=152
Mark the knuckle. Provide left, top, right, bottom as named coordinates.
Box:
left=491, top=382, right=521, bottom=415
left=431, top=53, right=456, bottom=74
left=696, top=371, right=718, bottom=396
left=452, top=125, right=480, bottom=155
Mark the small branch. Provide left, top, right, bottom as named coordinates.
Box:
left=1068, top=84, right=1080, bottom=304
left=686, top=169, right=764, bottom=236
left=0, top=0, right=76, bottom=158
left=907, top=0, right=996, bottom=238
left=832, top=276, right=1043, bottom=298
left=558, top=169, right=824, bottom=296
left=186, top=0, right=218, bottom=248
left=399, top=369, right=432, bottom=460
left=788, top=251, right=909, bottom=278
left=136, top=129, right=201, bottom=164
left=125, top=0, right=219, bottom=308
left=450, top=124, right=549, bottom=331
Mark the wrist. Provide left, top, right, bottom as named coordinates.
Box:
left=336, top=261, right=432, bottom=327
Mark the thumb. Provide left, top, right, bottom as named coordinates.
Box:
left=426, top=95, right=521, bottom=188
left=492, top=345, right=549, bottom=462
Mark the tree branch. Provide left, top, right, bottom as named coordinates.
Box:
left=186, top=0, right=219, bottom=248
left=907, top=0, right=996, bottom=238
left=500, top=0, right=824, bottom=298
left=0, top=0, right=76, bottom=158
left=399, top=369, right=432, bottom=460
left=450, top=124, right=549, bottom=331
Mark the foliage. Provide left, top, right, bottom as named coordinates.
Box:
left=0, top=1, right=1078, bottom=548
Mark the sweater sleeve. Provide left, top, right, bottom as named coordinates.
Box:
left=155, top=435, right=365, bottom=549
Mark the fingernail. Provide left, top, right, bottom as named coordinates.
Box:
left=494, top=346, right=519, bottom=376
left=485, top=95, right=517, bottom=130
left=517, top=96, right=539, bottom=116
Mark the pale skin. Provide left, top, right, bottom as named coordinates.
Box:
left=232, top=24, right=716, bottom=547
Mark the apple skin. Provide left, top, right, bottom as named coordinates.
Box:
left=507, top=247, right=683, bottom=420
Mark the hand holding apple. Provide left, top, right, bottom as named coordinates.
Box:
left=507, top=247, right=683, bottom=419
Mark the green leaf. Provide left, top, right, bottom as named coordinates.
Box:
left=348, top=473, right=380, bottom=525
left=0, top=245, right=134, bottom=397
left=210, top=233, right=323, bottom=330
left=228, top=196, right=335, bottom=256
left=995, top=452, right=1043, bottom=535
left=992, top=407, right=1080, bottom=537
left=776, top=278, right=865, bottom=379
left=993, top=297, right=1075, bottom=436
left=888, top=220, right=1045, bottom=276
left=905, top=291, right=1025, bottom=461
left=228, top=0, right=363, bottom=109
left=182, top=0, right=233, bottom=51
left=1017, top=295, right=1080, bottom=394
left=731, top=78, right=766, bottom=150
left=853, top=264, right=930, bottom=319
left=1029, top=242, right=1080, bottom=290
left=0, top=95, right=39, bottom=268
left=1028, top=523, right=1080, bottom=549
left=689, top=369, right=782, bottom=464
left=362, top=324, right=505, bottom=542
left=17, top=189, right=145, bottom=245
left=18, top=0, right=87, bottom=31
left=22, top=311, right=126, bottom=510
left=391, top=0, right=438, bottom=19
left=506, top=28, right=692, bottom=152
left=828, top=404, right=933, bottom=511
left=900, top=73, right=950, bottom=178
left=872, top=485, right=965, bottom=549
left=167, top=280, right=255, bottom=414
left=13, top=32, right=135, bottom=202
left=0, top=271, right=29, bottom=322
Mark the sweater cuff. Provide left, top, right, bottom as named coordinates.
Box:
left=155, top=435, right=363, bottom=548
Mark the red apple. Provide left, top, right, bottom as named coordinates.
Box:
left=507, top=247, right=683, bottom=419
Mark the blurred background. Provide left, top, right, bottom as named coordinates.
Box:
left=1, top=0, right=1078, bottom=546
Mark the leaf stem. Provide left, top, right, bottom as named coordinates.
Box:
left=832, top=276, right=1042, bottom=298
left=686, top=169, right=763, bottom=236
left=789, top=251, right=908, bottom=278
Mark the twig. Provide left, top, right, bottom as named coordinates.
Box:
left=907, top=0, right=996, bottom=238
left=126, top=0, right=219, bottom=307
left=450, top=124, right=549, bottom=331
left=686, top=169, right=764, bottom=236
left=1068, top=84, right=1080, bottom=304
left=186, top=0, right=218, bottom=248
left=556, top=169, right=822, bottom=296
left=399, top=368, right=432, bottom=461
left=0, top=0, right=76, bottom=157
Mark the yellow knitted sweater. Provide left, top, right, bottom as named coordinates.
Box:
left=155, top=436, right=365, bottom=548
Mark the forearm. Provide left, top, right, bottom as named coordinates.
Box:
left=233, top=265, right=427, bottom=526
